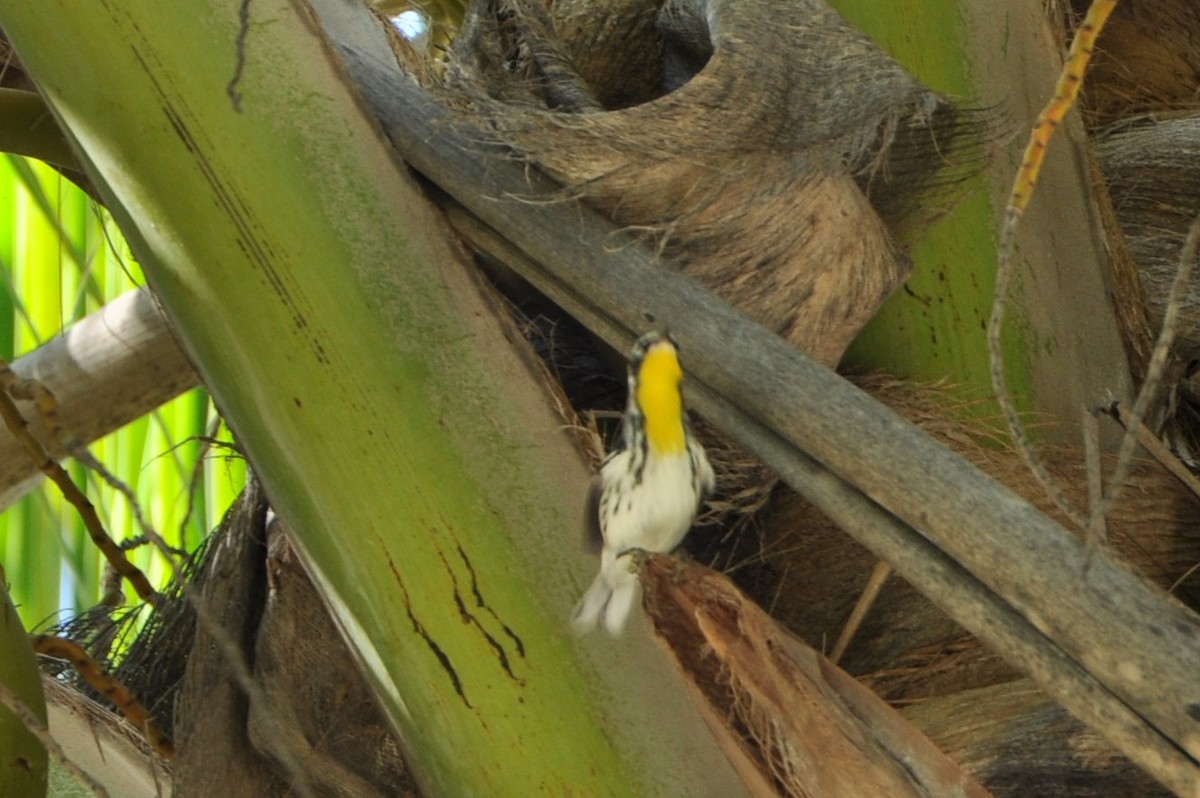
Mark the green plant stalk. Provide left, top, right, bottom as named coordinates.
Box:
left=837, top=0, right=1134, bottom=435
left=0, top=2, right=662, bottom=794
left=0, top=578, right=48, bottom=798
left=0, top=89, right=78, bottom=173
left=835, top=0, right=1034, bottom=416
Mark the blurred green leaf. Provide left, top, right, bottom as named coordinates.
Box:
left=0, top=155, right=242, bottom=633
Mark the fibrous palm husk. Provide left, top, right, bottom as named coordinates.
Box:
left=545, top=0, right=664, bottom=110
left=1073, top=0, right=1200, bottom=127
left=1098, top=117, right=1200, bottom=359
left=1068, top=0, right=1200, bottom=470
left=1076, top=1, right=1200, bottom=442
left=903, top=680, right=1172, bottom=798
left=171, top=485, right=414, bottom=798
left=48, top=482, right=417, bottom=798
left=441, top=0, right=987, bottom=366
left=35, top=480, right=438, bottom=797
left=1094, top=113, right=1200, bottom=459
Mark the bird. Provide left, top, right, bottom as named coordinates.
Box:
left=571, top=330, right=715, bottom=636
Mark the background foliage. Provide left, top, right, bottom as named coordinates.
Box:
left=0, top=154, right=244, bottom=632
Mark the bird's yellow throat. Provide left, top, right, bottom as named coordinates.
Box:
left=635, top=343, right=687, bottom=455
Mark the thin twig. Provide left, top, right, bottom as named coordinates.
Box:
left=1107, top=399, right=1200, bottom=503
left=73, top=444, right=186, bottom=569
left=0, top=362, right=160, bottom=604
left=1170, top=561, right=1200, bottom=595
left=830, top=561, right=893, bottom=665
left=31, top=634, right=174, bottom=760
left=179, top=416, right=226, bottom=552
left=988, top=0, right=1118, bottom=532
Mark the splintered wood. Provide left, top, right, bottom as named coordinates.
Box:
left=639, top=554, right=993, bottom=798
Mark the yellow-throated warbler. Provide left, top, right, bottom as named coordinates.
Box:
left=571, top=331, right=715, bottom=636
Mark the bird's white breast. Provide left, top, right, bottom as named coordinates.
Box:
left=599, top=449, right=701, bottom=556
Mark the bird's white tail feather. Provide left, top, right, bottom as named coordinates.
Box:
left=603, top=579, right=638, bottom=636
left=571, top=573, right=612, bottom=635
left=572, top=558, right=640, bottom=636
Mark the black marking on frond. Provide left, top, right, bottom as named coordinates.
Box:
left=455, top=542, right=527, bottom=662
left=388, top=554, right=470, bottom=708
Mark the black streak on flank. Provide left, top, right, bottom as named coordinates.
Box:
left=387, top=555, right=471, bottom=708
left=436, top=544, right=525, bottom=685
